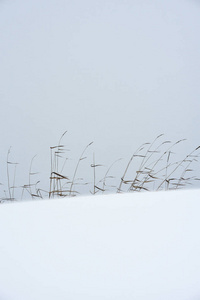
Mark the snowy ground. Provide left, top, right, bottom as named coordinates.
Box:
left=0, top=189, right=200, bottom=300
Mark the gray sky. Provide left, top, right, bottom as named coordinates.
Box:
left=0, top=0, right=200, bottom=197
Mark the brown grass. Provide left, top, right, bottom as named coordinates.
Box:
left=1, top=133, right=200, bottom=202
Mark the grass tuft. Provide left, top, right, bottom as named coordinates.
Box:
left=1, top=133, right=200, bottom=202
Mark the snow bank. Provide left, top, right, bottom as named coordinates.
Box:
left=0, top=190, right=200, bottom=300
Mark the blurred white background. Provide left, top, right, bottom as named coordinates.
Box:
left=0, top=0, right=200, bottom=197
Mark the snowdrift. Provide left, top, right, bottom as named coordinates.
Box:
left=0, top=189, right=200, bottom=300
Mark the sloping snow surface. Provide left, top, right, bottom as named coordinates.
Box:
left=0, top=190, right=200, bottom=300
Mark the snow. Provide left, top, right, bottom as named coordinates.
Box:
left=0, top=189, right=200, bottom=300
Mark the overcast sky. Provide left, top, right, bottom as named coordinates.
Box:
left=0, top=0, right=200, bottom=197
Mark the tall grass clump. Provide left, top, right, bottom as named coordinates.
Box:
left=117, top=134, right=200, bottom=193
left=0, top=133, right=200, bottom=202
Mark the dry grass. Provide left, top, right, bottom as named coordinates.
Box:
left=1, top=133, right=200, bottom=202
